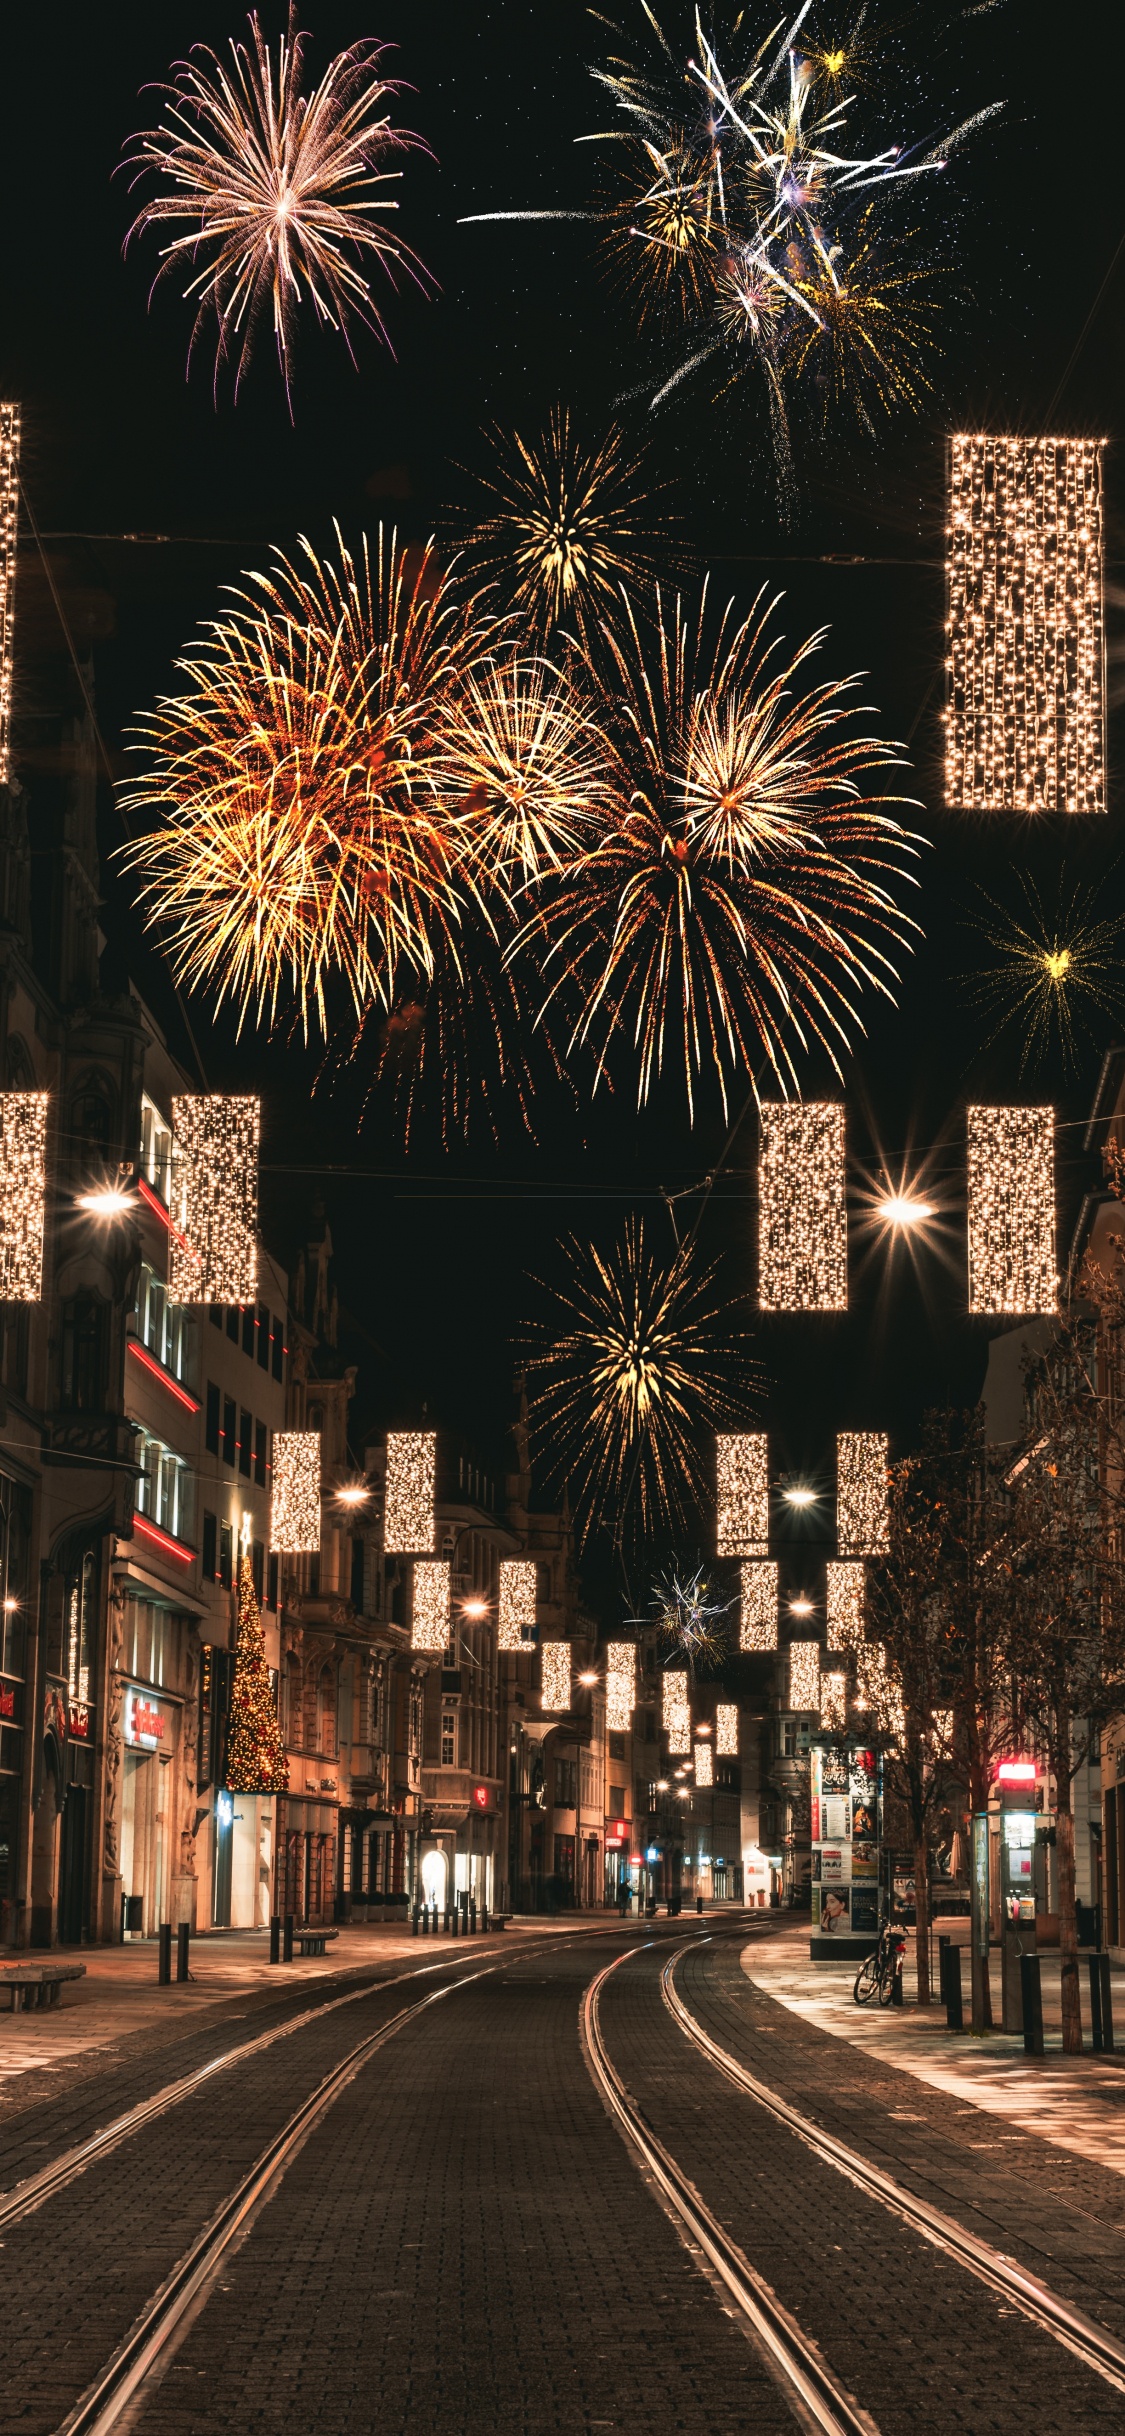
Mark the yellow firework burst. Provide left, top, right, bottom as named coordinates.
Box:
left=964, top=875, right=1125, bottom=1074
left=122, top=7, right=433, bottom=400
left=442, top=653, right=613, bottom=891
left=460, top=408, right=669, bottom=640
left=522, top=581, right=921, bottom=1122
left=784, top=208, right=938, bottom=428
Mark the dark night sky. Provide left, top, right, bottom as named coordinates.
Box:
left=2, top=2, right=1123, bottom=1618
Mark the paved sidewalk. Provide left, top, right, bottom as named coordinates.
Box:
left=743, top=1922, right=1125, bottom=2180
left=0, top=1913, right=598, bottom=2084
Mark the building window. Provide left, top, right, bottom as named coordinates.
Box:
left=222, top=1397, right=236, bottom=1467
left=609, top=1785, right=626, bottom=1818
left=238, top=1408, right=252, bottom=1480
left=0, top=1476, right=31, bottom=1679
left=135, top=1430, right=194, bottom=1545
left=441, top=1707, right=456, bottom=1766
left=136, top=1262, right=189, bottom=1382
left=202, top=1511, right=218, bottom=1580
left=272, top=1322, right=284, bottom=1382
left=209, top=1306, right=223, bottom=1332
left=219, top=1521, right=233, bottom=1590
left=61, top=1296, right=106, bottom=1411
left=555, top=1756, right=577, bottom=1810
left=267, top=1551, right=279, bottom=1611
left=257, top=1303, right=270, bottom=1369
left=609, top=1731, right=626, bottom=1762
left=350, top=1535, right=365, bottom=1610
left=65, top=1550, right=96, bottom=1702
left=205, top=1383, right=220, bottom=1454
left=253, top=1419, right=267, bottom=1488
left=317, top=1664, right=336, bottom=1758
left=140, top=1096, right=172, bottom=1204
left=226, top=1308, right=239, bottom=1343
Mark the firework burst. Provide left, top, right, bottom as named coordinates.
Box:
left=119, top=527, right=475, bottom=1037
left=522, top=580, right=921, bottom=1123
left=458, top=410, right=670, bottom=641
left=648, top=1563, right=736, bottom=1670
left=963, top=874, right=1125, bottom=1075
left=525, top=1219, right=756, bottom=1547
left=123, top=8, right=433, bottom=400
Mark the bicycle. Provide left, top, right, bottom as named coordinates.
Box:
left=852, top=1921, right=907, bottom=2006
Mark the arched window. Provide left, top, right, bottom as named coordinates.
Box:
left=317, top=1664, right=336, bottom=1758
left=61, top=1296, right=107, bottom=1412
left=285, top=1653, right=302, bottom=1749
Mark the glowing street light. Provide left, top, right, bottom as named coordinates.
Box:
left=461, top=1596, right=488, bottom=1620
left=781, top=1482, right=817, bottom=1509
left=77, top=1186, right=135, bottom=1218
left=578, top=1669, right=599, bottom=1687
left=334, top=1483, right=372, bottom=1509
left=875, top=1192, right=936, bottom=1229
left=789, top=1595, right=814, bottom=1619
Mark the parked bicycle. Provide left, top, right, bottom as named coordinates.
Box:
left=853, top=1920, right=907, bottom=2007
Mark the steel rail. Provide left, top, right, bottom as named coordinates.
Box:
left=662, top=1949, right=1125, bottom=2400
left=582, top=1946, right=879, bottom=2436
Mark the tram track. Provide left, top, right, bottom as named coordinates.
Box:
left=660, top=1940, right=1125, bottom=2401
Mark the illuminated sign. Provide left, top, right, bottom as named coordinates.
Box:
left=0, top=1682, right=15, bottom=1721
left=471, top=1783, right=491, bottom=1812
left=125, top=1689, right=167, bottom=1748
left=996, top=1757, right=1037, bottom=1785
left=69, top=1703, right=90, bottom=1739
left=605, top=1817, right=628, bottom=1847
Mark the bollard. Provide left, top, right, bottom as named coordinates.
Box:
left=158, top=1922, right=172, bottom=1986
left=283, top=1912, right=294, bottom=1963
left=1020, top=1951, right=1045, bottom=2056
left=470, top=1898, right=477, bottom=1934
left=1090, top=1952, right=1115, bottom=2054
left=432, top=1903, right=439, bottom=1935
left=941, top=1939, right=965, bottom=2033
left=412, top=1905, right=420, bottom=1936
left=269, top=1914, right=281, bottom=1965
left=451, top=1903, right=459, bottom=1936
left=421, top=1904, right=429, bottom=1935
left=176, top=1922, right=191, bottom=1983
left=482, top=1901, right=490, bottom=1933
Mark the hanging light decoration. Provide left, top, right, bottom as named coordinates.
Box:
left=715, top=1702, right=738, bottom=1756
left=606, top=1642, right=636, bottom=1732
left=169, top=1094, right=260, bottom=1304
left=758, top=1104, right=847, bottom=1310
left=826, top=1561, right=866, bottom=1651
left=0, top=403, right=18, bottom=789
left=694, top=1739, right=713, bottom=1787
left=412, top=1558, right=451, bottom=1652
left=662, top=1672, right=691, bottom=1754
left=715, top=1432, right=769, bottom=1555
left=384, top=1430, right=437, bottom=1553
left=854, top=1638, right=904, bottom=1735
left=740, top=1560, right=778, bottom=1653
left=540, top=1640, right=572, bottom=1710
left=788, top=1640, right=821, bottom=1713
left=836, top=1433, right=889, bottom=1555
left=0, top=1092, right=49, bottom=1302
left=498, top=1557, right=536, bottom=1651
left=967, top=1105, right=1056, bottom=1314
left=946, top=437, right=1105, bottom=816
left=820, top=1670, right=847, bottom=1732
left=270, top=1430, right=321, bottom=1553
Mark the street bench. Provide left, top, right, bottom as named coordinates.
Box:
left=0, top=1963, right=86, bottom=2014
left=294, top=1929, right=338, bottom=1957
left=488, top=1915, right=510, bottom=1932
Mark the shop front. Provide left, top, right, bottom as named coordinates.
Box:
left=120, top=1683, right=180, bottom=1938
left=276, top=1792, right=338, bottom=1927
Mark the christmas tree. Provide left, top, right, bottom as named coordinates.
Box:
left=225, top=1552, right=289, bottom=1794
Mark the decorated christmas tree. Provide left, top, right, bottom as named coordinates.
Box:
left=225, top=1551, right=289, bottom=1794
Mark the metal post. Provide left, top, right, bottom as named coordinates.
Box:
left=451, top=1902, right=459, bottom=1936
left=470, top=1898, right=477, bottom=1934
left=942, top=1939, right=965, bottom=2032
left=158, top=1923, right=172, bottom=1985
left=482, top=1901, right=490, bottom=1933
left=412, top=1904, right=420, bottom=1936
left=283, top=1911, right=294, bottom=1963
left=970, top=1809, right=991, bottom=2035
left=176, top=1922, right=190, bottom=1983
left=269, top=1914, right=281, bottom=1965
left=1089, top=1952, right=1115, bottom=2054
left=1019, top=1952, right=1044, bottom=2056
left=421, top=1904, right=429, bottom=1935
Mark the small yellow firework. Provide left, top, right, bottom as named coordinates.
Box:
left=122, top=8, right=433, bottom=401
left=964, top=876, right=1125, bottom=1074
left=460, top=408, right=668, bottom=639
left=785, top=209, right=938, bottom=429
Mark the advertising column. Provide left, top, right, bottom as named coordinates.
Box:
left=811, top=1741, right=881, bottom=1955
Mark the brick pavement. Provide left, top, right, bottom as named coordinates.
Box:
left=681, top=1930, right=1125, bottom=2349
left=78, top=1933, right=792, bottom=2436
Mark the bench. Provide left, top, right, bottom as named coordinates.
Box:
left=294, top=1929, right=339, bottom=1957
left=0, top=1963, right=86, bottom=2014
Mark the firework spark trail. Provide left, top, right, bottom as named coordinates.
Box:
left=963, top=874, right=1125, bottom=1075
left=643, top=1563, right=737, bottom=1669
left=457, top=409, right=673, bottom=641
left=525, top=1218, right=757, bottom=1546
left=123, top=8, right=434, bottom=399
left=519, top=579, right=922, bottom=1123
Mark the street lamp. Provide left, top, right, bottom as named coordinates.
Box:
left=334, top=1483, right=372, bottom=1509
left=781, top=1483, right=817, bottom=1509
left=76, top=1186, right=135, bottom=1217
left=789, top=1596, right=814, bottom=1619
left=874, top=1191, right=936, bottom=1229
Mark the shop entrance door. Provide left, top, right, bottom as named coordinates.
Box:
left=58, top=1786, right=88, bottom=1944
left=120, top=1750, right=155, bottom=1936
left=213, top=1792, right=233, bottom=1926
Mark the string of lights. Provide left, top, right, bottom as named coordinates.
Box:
left=826, top=1561, right=866, bottom=1652
left=758, top=1104, right=847, bottom=1310
left=694, top=1739, right=713, bottom=1787
left=788, top=1641, right=821, bottom=1714
left=836, top=1434, right=890, bottom=1555
left=0, top=1092, right=48, bottom=1302
left=967, top=1105, right=1056, bottom=1314
left=715, top=1703, right=738, bottom=1757
left=715, top=1433, right=769, bottom=1556
left=384, top=1431, right=437, bottom=1554
left=820, top=1670, right=847, bottom=1732
left=168, top=1095, right=259, bottom=1305
left=0, top=404, right=18, bottom=788
left=947, top=436, right=1105, bottom=816
left=662, top=1672, right=691, bottom=1755
left=498, top=1557, right=536, bottom=1652
left=412, top=1559, right=451, bottom=1652
left=540, top=1641, right=572, bottom=1711
left=270, top=1431, right=321, bottom=1554
left=739, top=1560, right=778, bottom=1654
left=606, top=1643, right=636, bottom=1733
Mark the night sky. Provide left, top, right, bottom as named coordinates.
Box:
left=3, top=1, right=1122, bottom=1622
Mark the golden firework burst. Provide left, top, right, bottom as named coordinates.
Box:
left=963, top=875, right=1125, bottom=1074
left=460, top=408, right=669, bottom=640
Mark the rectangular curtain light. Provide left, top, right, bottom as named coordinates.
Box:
left=716, top=1433, right=769, bottom=1555
left=946, top=436, right=1105, bottom=815
left=384, top=1431, right=436, bottom=1554
left=270, top=1431, right=321, bottom=1553
left=788, top=1640, right=821, bottom=1714
left=0, top=403, right=19, bottom=788
left=758, top=1104, right=847, bottom=1310
left=663, top=1674, right=691, bottom=1755
left=740, top=1560, right=778, bottom=1653
left=967, top=1106, right=1056, bottom=1314
left=169, top=1095, right=260, bottom=1305
left=715, top=1703, right=738, bottom=1756
left=820, top=1671, right=847, bottom=1733
left=826, top=1561, right=866, bottom=1651
left=540, top=1641, right=572, bottom=1711
left=606, top=1643, right=635, bottom=1733
left=0, top=1091, right=48, bottom=1301
left=498, top=1558, right=536, bottom=1651
left=836, top=1433, right=889, bottom=1556
left=694, top=1740, right=713, bottom=1787
left=855, top=1639, right=904, bottom=1737
left=412, top=1559, right=451, bottom=1652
